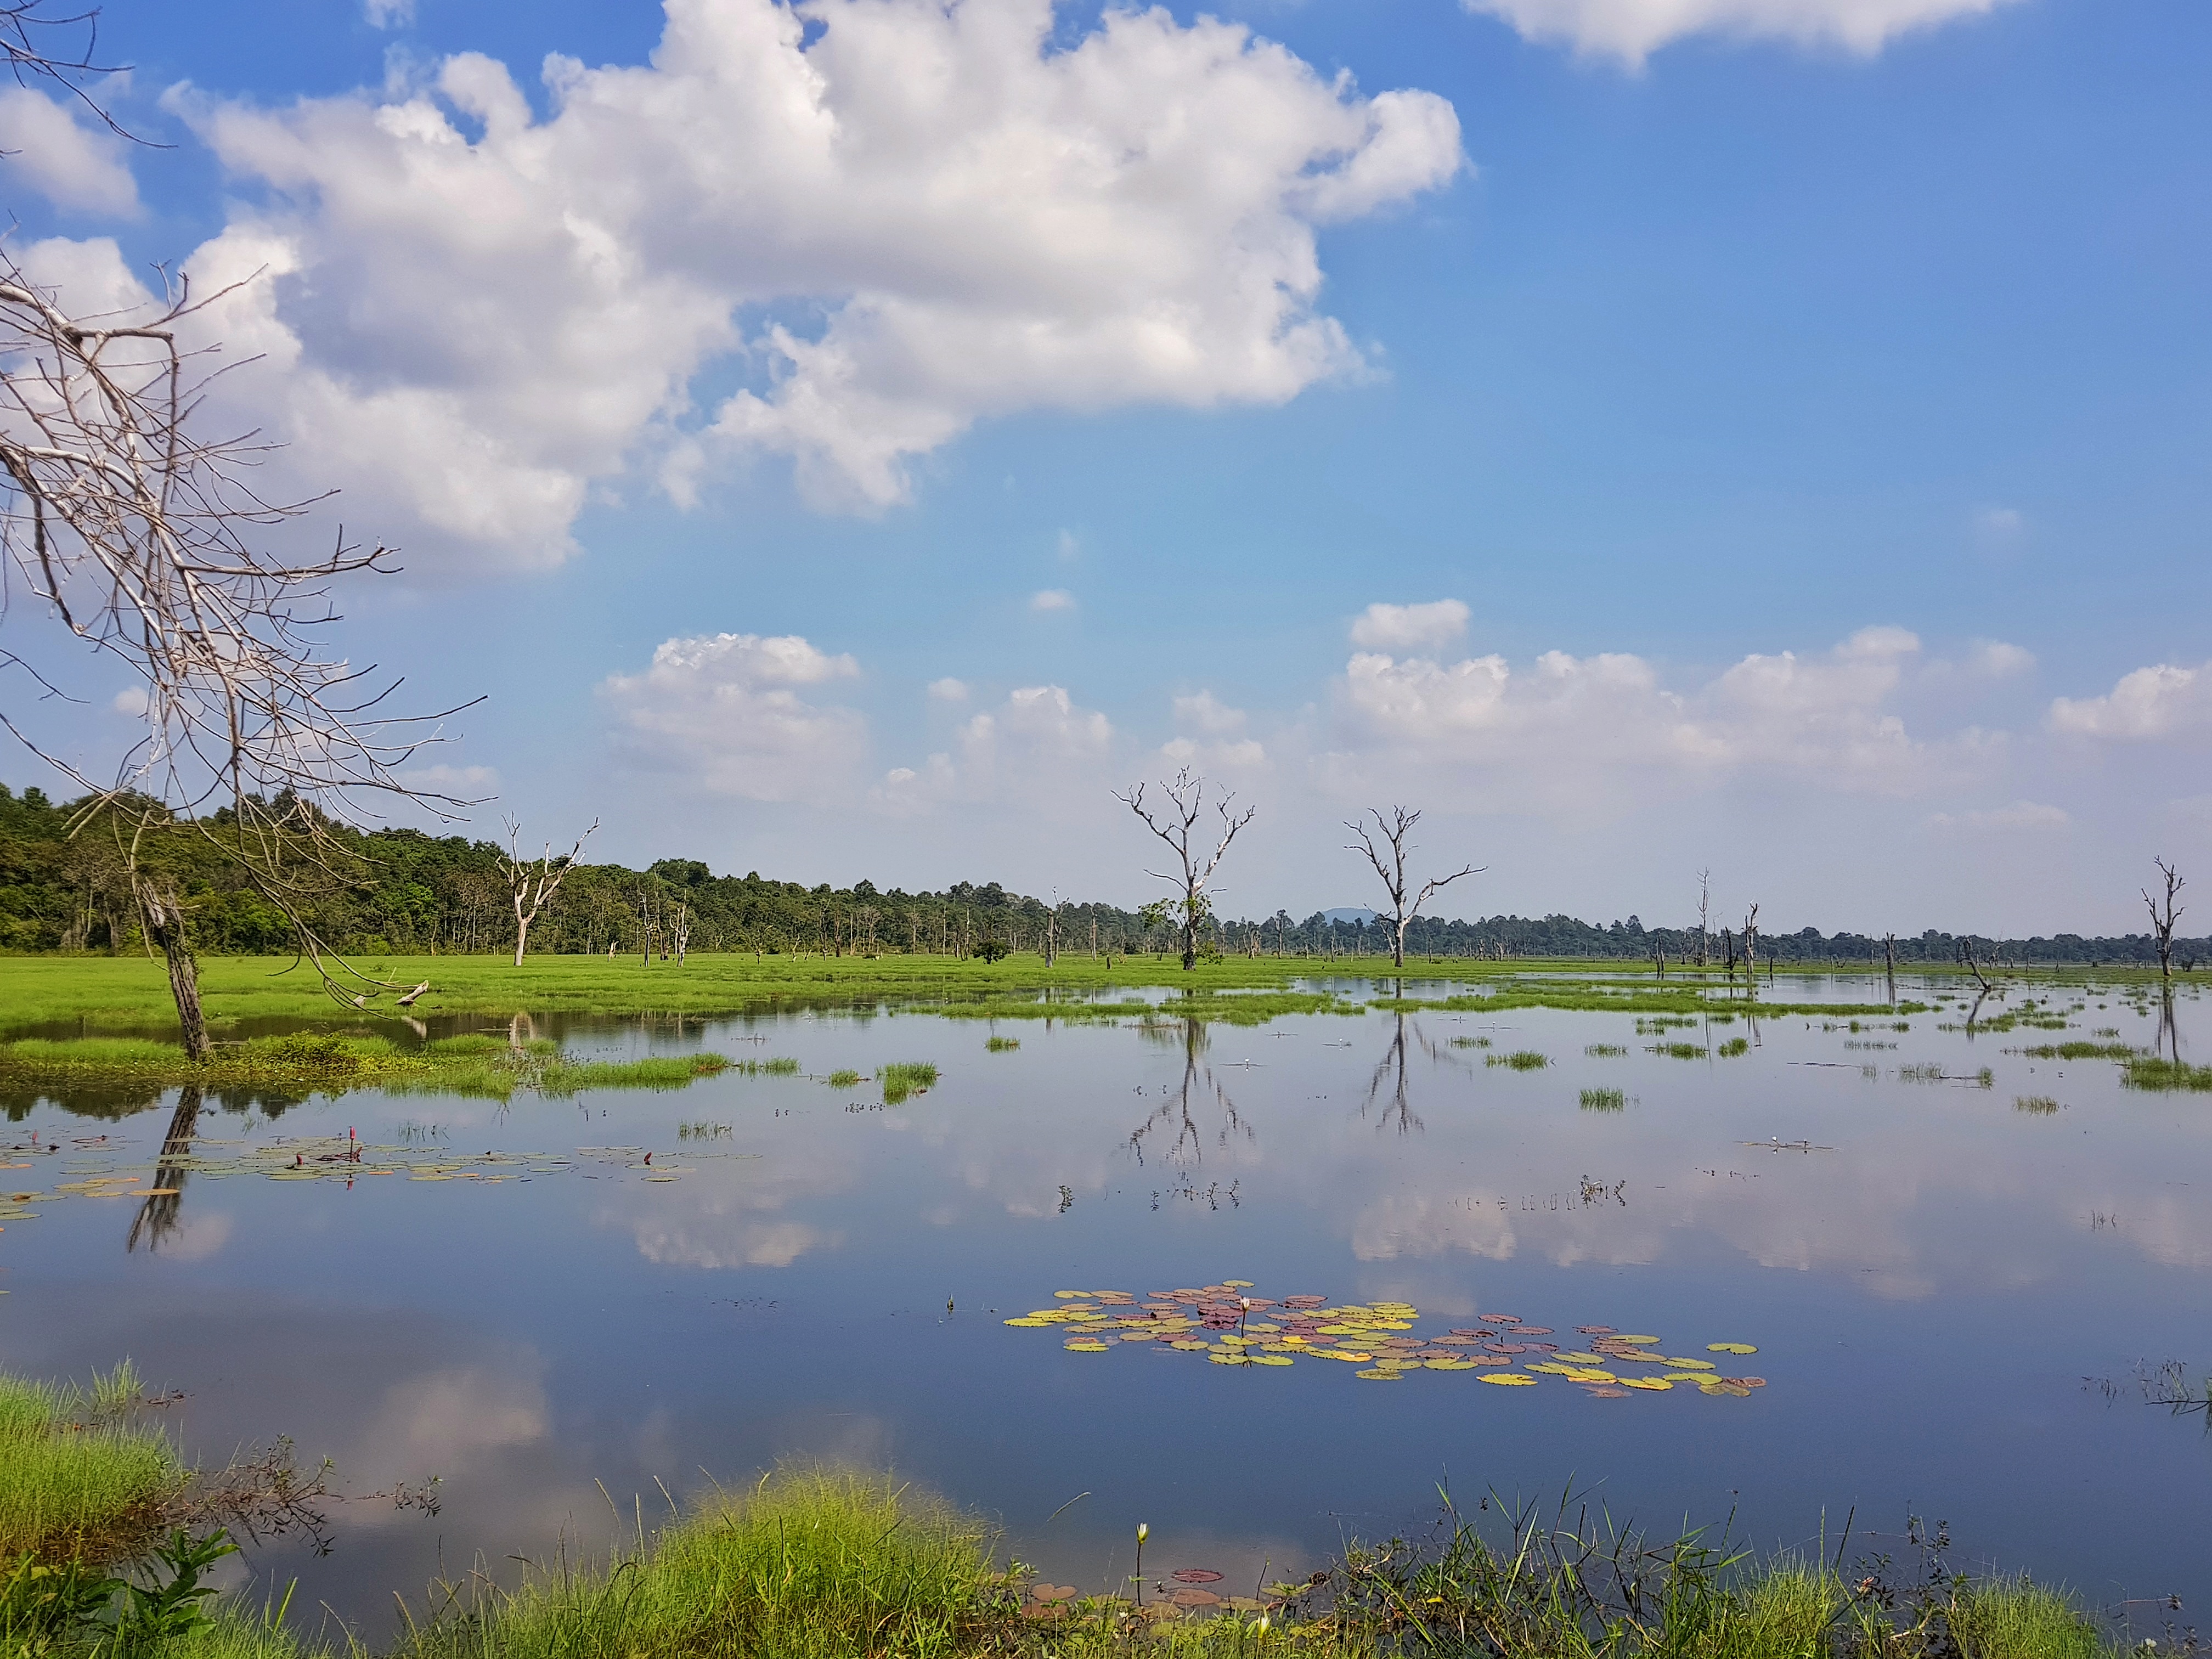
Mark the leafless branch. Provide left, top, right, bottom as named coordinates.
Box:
left=1345, top=805, right=1481, bottom=970
left=1114, top=766, right=1253, bottom=970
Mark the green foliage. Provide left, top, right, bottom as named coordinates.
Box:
left=2123, top=1057, right=2212, bottom=1091
left=1718, top=1037, right=1751, bottom=1057
left=879, top=1063, right=939, bottom=1104
left=984, top=1036, right=1019, bottom=1052
left=0, top=1367, right=182, bottom=1565
left=1579, top=1088, right=1626, bottom=1112
left=387, top=1468, right=1017, bottom=1659
left=825, top=1069, right=864, bottom=1089
left=1485, top=1051, right=1549, bottom=1071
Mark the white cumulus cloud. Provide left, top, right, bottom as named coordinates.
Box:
left=1322, top=624, right=1984, bottom=811
left=876, top=682, right=1113, bottom=815
left=1350, top=599, right=1469, bottom=653
left=0, top=86, right=140, bottom=218
left=1464, top=0, right=2021, bottom=64
left=123, top=0, right=1460, bottom=571
left=602, top=632, right=866, bottom=802
left=2049, top=661, right=2212, bottom=742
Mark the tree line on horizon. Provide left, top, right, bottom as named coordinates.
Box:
left=3, top=782, right=2198, bottom=969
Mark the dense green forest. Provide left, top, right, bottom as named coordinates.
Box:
left=1, top=782, right=2200, bottom=967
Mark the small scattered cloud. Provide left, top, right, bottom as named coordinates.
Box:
left=1974, top=505, right=2027, bottom=544
left=1348, top=599, right=1469, bottom=653
left=1055, top=529, right=1080, bottom=563
left=1172, top=691, right=1247, bottom=735
left=397, top=763, right=500, bottom=797
left=1962, top=639, right=2034, bottom=678
left=1463, top=0, right=2023, bottom=65
left=363, top=0, right=415, bottom=25
left=2048, top=661, right=2212, bottom=741
left=110, top=687, right=148, bottom=716
left=1927, top=800, right=2069, bottom=832
left=1029, top=589, right=1076, bottom=614
left=0, top=86, right=140, bottom=217
left=926, top=677, right=970, bottom=703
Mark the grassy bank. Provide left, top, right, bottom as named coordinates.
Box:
left=0, top=1437, right=2139, bottom=1659
left=0, top=1365, right=182, bottom=1565
left=3, top=953, right=2177, bottom=1042
left=0, top=1030, right=742, bottom=1101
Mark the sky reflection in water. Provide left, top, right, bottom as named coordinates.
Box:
left=2, top=973, right=2207, bottom=1638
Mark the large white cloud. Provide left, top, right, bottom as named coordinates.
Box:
left=1464, top=0, right=2021, bottom=64
left=2047, top=661, right=2212, bottom=742
left=1319, top=624, right=1994, bottom=809
left=601, top=632, right=866, bottom=801
left=0, top=87, right=140, bottom=218
left=125, top=0, right=1460, bottom=570
left=876, top=683, right=1115, bottom=815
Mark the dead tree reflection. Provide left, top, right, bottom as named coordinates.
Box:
left=2157, top=987, right=2182, bottom=1066
left=1361, top=1013, right=1471, bottom=1137
left=126, top=1085, right=201, bottom=1254
left=1126, top=1018, right=1249, bottom=1167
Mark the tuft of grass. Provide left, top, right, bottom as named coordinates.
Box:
left=1947, top=1573, right=2105, bottom=1659
left=2019, top=1042, right=2134, bottom=1061
left=1717, top=1037, right=1750, bottom=1058
left=1583, top=1043, right=1626, bottom=1058
left=1451, top=1035, right=1493, bottom=1049
left=2123, top=1057, right=2212, bottom=1092
left=677, top=1121, right=732, bottom=1140
left=2013, top=1096, right=2062, bottom=1115
left=386, top=1468, right=1015, bottom=1659
left=0, top=1365, right=182, bottom=1565
left=1579, top=1088, right=1626, bottom=1112
left=984, top=1036, right=1020, bottom=1052
left=1485, top=1050, right=1549, bottom=1071
left=880, top=1062, right=940, bottom=1104
left=825, top=1069, right=864, bottom=1090
left=1650, top=1042, right=1707, bottom=1061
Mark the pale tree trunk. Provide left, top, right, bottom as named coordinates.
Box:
left=136, top=878, right=209, bottom=1060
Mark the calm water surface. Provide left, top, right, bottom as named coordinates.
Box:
left=3, top=973, right=2208, bottom=1640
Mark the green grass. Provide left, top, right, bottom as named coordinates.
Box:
left=1718, top=1037, right=1751, bottom=1057
left=879, top=1062, right=939, bottom=1104
left=0, top=953, right=2022, bottom=1041
left=1486, top=1050, right=1550, bottom=1071
left=1579, top=1087, right=1626, bottom=1112
left=2123, top=1057, right=2212, bottom=1091
left=1584, top=1043, right=1627, bottom=1057
left=2018, top=1042, right=2135, bottom=1060
left=825, top=1069, right=864, bottom=1089
left=1650, top=1042, right=1707, bottom=1060
left=2013, top=1096, right=2062, bottom=1115
left=387, top=1468, right=1015, bottom=1659
left=0, top=1032, right=740, bottom=1102
left=984, top=1035, right=1020, bottom=1052
left=1452, top=1035, right=1493, bottom=1049
left=0, top=1364, right=182, bottom=1565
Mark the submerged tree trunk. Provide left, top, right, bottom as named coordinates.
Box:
left=136, top=879, right=210, bottom=1060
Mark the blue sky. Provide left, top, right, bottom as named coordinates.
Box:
left=3, top=0, right=2207, bottom=933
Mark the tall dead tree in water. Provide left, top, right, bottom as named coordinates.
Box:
left=2144, top=858, right=2185, bottom=981
left=500, top=819, right=595, bottom=965
left=1115, top=767, right=1253, bottom=971
left=0, top=9, right=475, bottom=1053
left=1345, top=806, right=1481, bottom=971
left=1695, top=869, right=1713, bottom=968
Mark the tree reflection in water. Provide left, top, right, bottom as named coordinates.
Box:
left=127, top=1085, right=202, bottom=1254
left=1126, top=1017, right=1249, bottom=1168
left=1362, top=1012, right=1471, bottom=1137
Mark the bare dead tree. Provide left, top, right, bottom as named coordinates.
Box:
left=668, top=901, right=691, bottom=966
left=1742, top=902, right=1759, bottom=986
left=499, top=817, right=595, bottom=966
left=1114, top=766, right=1254, bottom=971
left=2144, top=857, right=2185, bottom=981
left=1345, top=805, right=1481, bottom=971
left=0, top=32, right=479, bottom=1050
left=1956, top=935, right=1993, bottom=995
left=1696, top=868, right=1712, bottom=968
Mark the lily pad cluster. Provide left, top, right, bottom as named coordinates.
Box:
left=1003, top=1282, right=1767, bottom=1398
